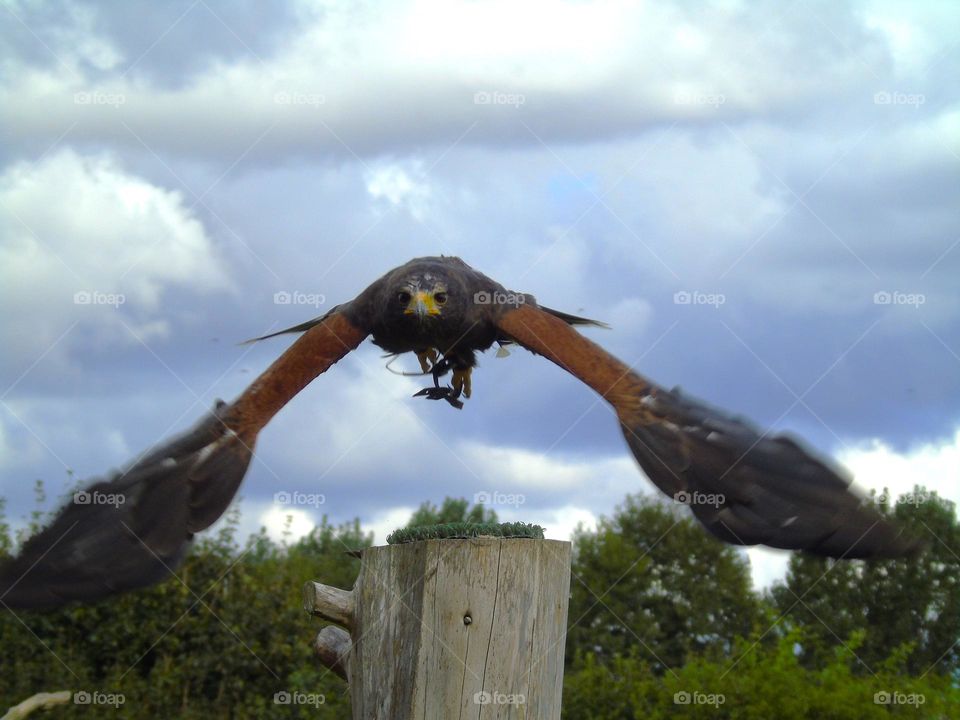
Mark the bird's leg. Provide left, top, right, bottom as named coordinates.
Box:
left=430, top=356, right=453, bottom=385
left=411, top=355, right=464, bottom=409
left=451, top=366, right=472, bottom=399
left=416, top=348, right=439, bottom=374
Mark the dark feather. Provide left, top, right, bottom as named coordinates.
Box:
left=496, top=304, right=922, bottom=560
left=0, top=403, right=253, bottom=609
left=539, top=305, right=609, bottom=329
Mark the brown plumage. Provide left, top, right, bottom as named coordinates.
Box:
left=0, top=256, right=919, bottom=609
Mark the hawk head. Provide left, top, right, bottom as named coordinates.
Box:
left=379, top=259, right=477, bottom=333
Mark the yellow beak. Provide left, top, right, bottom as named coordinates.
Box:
left=404, top=290, right=441, bottom=317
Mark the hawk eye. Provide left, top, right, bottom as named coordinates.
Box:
left=397, top=291, right=412, bottom=305
left=434, top=292, right=448, bottom=305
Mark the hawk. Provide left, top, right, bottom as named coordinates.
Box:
left=0, top=256, right=918, bottom=608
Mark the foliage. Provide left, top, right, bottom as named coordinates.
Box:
left=566, top=494, right=762, bottom=671
left=387, top=521, right=544, bottom=544
left=770, top=487, right=960, bottom=676
left=1, top=491, right=956, bottom=718
left=0, top=505, right=368, bottom=719
left=404, top=496, right=498, bottom=527
left=563, top=631, right=960, bottom=719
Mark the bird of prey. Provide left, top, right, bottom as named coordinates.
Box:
left=0, top=256, right=918, bottom=609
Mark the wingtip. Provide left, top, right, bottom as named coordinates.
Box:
left=538, top=305, right=611, bottom=329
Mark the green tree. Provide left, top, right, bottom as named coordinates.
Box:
left=405, top=496, right=497, bottom=527
left=567, top=494, right=761, bottom=673
left=562, top=631, right=960, bottom=719
left=0, top=500, right=366, bottom=719
left=770, top=487, right=960, bottom=676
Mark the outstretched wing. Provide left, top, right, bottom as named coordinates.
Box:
left=0, top=311, right=368, bottom=609
left=496, top=304, right=919, bottom=559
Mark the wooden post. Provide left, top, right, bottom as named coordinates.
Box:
left=304, top=537, right=571, bottom=719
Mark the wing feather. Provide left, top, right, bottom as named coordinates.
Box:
left=0, top=311, right=368, bottom=609
left=496, top=304, right=919, bottom=559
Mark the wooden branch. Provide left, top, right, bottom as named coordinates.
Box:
left=313, top=625, right=352, bottom=682
left=2, top=691, right=71, bottom=719
left=302, top=581, right=354, bottom=629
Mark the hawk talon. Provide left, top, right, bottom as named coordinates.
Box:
left=451, top=367, right=472, bottom=399
left=416, top=348, right=439, bottom=374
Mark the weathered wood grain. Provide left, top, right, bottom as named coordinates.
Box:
left=305, top=537, right=571, bottom=719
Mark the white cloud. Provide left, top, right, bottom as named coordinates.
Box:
left=744, top=546, right=791, bottom=590
left=862, top=1, right=960, bottom=77
left=459, top=440, right=639, bottom=495
left=365, top=161, right=432, bottom=219
left=0, top=149, right=233, bottom=372
left=215, top=498, right=318, bottom=546
left=837, top=429, right=960, bottom=508
left=3, top=1, right=951, bottom=161
left=258, top=503, right=317, bottom=544
left=538, top=505, right=598, bottom=542
left=367, top=504, right=418, bottom=545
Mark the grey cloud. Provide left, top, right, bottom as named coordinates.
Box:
left=2, top=0, right=304, bottom=87
left=2, top=1, right=957, bottom=580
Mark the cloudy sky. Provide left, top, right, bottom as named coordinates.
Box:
left=1, top=0, right=958, bottom=590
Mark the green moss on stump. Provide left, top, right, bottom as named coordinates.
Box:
left=386, top=522, right=545, bottom=545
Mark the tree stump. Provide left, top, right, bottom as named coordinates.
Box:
left=304, top=537, right=571, bottom=719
